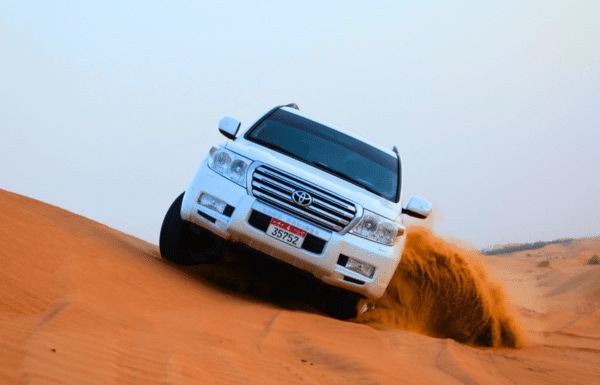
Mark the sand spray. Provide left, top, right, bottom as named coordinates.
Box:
left=356, top=226, right=523, bottom=348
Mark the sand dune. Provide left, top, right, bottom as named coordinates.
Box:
left=1, top=188, right=599, bottom=384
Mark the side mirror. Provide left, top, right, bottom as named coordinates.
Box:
left=219, top=116, right=241, bottom=140
left=403, top=196, right=432, bottom=219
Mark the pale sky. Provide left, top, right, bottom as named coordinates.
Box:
left=1, top=1, right=599, bottom=248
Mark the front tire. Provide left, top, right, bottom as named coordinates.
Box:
left=324, top=288, right=361, bottom=320
left=159, top=193, right=198, bottom=266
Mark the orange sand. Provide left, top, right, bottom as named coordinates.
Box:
left=1, top=189, right=599, bottom=384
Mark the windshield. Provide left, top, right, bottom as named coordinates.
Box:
left=245, top=109, right=399, bottom=201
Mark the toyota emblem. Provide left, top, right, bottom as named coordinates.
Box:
left=292, top=190, right=313, bottom=207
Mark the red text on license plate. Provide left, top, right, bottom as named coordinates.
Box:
left=270, top=218, right=307, bottom=237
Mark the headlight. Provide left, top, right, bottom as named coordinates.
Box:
left=208, top=147, right=252, bottom=186
left=350, top=210, right=405, bottom=245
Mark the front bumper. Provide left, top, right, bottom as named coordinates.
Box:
left=180, top=160, right=405, bottom=300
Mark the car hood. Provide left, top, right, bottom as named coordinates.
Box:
left=225, top=140, right=403, bottom=222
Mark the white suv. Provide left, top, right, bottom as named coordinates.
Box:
left=159, top=104, right=431, bottom=319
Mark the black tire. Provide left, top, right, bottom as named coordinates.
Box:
left=159, top=193, right=198, bottom=266
left=324, top=288, right=361, bottom=320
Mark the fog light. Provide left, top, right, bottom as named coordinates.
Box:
left=198, top=193, right=227, bottom=214
left=345, top=257, right=375, bottom=279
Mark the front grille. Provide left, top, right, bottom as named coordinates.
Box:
left=251, top=166, right=356, bottom=232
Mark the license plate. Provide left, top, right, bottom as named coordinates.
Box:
left=266, top=218, right=306, bottom=248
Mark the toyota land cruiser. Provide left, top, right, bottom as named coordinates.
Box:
left=159, top=104, right=432, bottom=319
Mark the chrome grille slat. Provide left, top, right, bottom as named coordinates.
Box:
left=311, top=197, right=355, bottom=219
left=252, top=182, right=351, bottom=226
left=252, top=174, right=295, bottom=193
left=252, top=180, right=289, bottom=197
left=258, top=168, right=355, bottom=212
left=251, top=165, right=356, bottom=232
left=253, top=191, right=344, bottom=231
